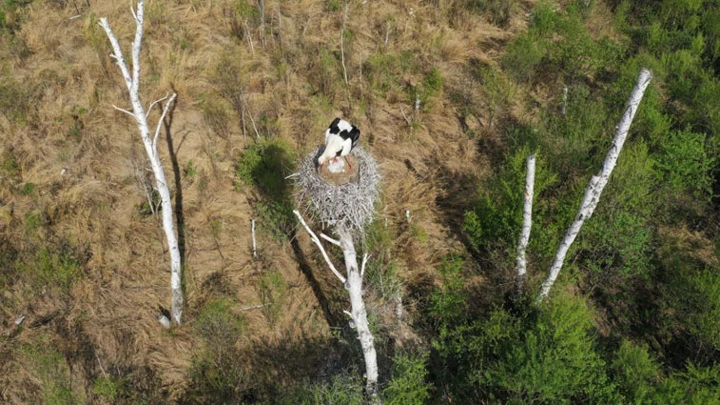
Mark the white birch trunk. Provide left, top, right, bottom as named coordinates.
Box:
left=536, top=69, right=652, bottom=304
left=294, top=210, right=380, bottom=402
left=337, top=226, right=379, bottom=402
left=100, top=0, right=184, bottom=324
left=515, top=153, right=536, bottom=291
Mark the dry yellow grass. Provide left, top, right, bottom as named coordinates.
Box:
left=0, top=0, right=523, bottom=402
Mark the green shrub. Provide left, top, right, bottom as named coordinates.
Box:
left=20, top=338, right=77, bottom=405
left=429, top=254, right=466, bottom=329
left=612, top=341, right=661, bottom=403
left=188, top=299, right=253, bottom=403
left=194, top=299, right=248, bottom=346
left=580, top=142, right=655, bottom=284
left=435, top=293, right=619, bottom=403
left=93, top=376, right=120, bottom=401
left=19, top=181, right=34, bottom=196
left=236, top=138, right=296, bottom=239
left=655, top=129, right=714, bottom=201
left=279, top=373, right=365, bottom=405
left=383, top=352, right=432, bottom=405
left=464, top=147, right=557, bottom=251
left=257, top=269, right=287, bottom=326
left=654, top=363, right=720, bottom=404
left=502, top=34, right=547, bottom=83
left=684, top=268, right=720, bottom=351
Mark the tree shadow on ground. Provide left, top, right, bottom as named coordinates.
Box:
left=245, top=142, right=343, bottom=328
left=163, top=94, right=186, bottom=264
left=178, top=333, right=354, bottom=404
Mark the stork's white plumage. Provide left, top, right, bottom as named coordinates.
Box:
left=317, top=117, right=360, bottom=170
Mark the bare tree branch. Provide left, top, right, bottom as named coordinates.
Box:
left=98, top=18, right=133, bottom=90
left=152, top=93, right=177, bottom=153
left=130, top=2, right=143, bottom=97
left=340, top=1, right=349, bottom=87
left=146, top=93, right=169, bottom=118
left=360, top=253, right=369, bottom=278
left=536, top=69, right=652, bottom=304
left=320, top=233, right=341, bottom=247
left=293, top=210, right=347, bottom=284
left=113, top=105, right=138, bottom=120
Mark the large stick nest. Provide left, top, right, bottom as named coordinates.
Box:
left=295, top=147, right=380, bottom=231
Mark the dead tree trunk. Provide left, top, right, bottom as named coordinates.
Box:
left=336, top=226, right=379, bottom=400
left=536, top=69, right=652, bottom=304
left=100, top=0, right=184, bottom=325
left=294, top=210, right=380, bottom=402
left=515, top=153, right=536, bottom=293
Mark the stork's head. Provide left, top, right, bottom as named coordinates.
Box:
left=316, top=150, right=332, bottom=171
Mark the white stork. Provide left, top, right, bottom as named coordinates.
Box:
left=317, top=117, right=360, bottom=171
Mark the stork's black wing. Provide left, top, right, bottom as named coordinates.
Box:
left=328, top=117, right=342, bottom=134
left=338, top=125, right=360, bottom=150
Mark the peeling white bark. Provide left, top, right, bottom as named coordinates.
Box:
left=536, top=69, right=652, bottom=304
left=337, top=226, right=379, bottom=401
left=252, top=219, right=257, bottom=258
left=516, top=153, right=535, bottom=291
left=294, top=211, right=380, bottom=402
left=100, top=0, right=183, bottom=325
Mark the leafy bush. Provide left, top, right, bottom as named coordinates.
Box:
left=434, top=293, right=620, bottom=403
left=655, top=129, right=714, bottom=201
left=279, top=373, right=365, bottom=405
left=93, top=376, right=120, bottom=401
left=195, top=299, right=248, bottom=351
left=429, top=254, right=467, bottom=330
left=236, top=138, right=296, bottom=239
left=257, top=269, right=287, bottom=326
left=383, top=352, right=432, bottom=405
left=612, top=341, right=661, bottom=404
left=20, top=338, right=77, bottom=405
left=188, top=299, right=253, bottom=404
left=464, top=147, right=557, bottom=251
left=15, top=246, right=83, bottom=294
left=654, top=363, right=720, bottom=404
left=502, top=34, right=547, bottom=83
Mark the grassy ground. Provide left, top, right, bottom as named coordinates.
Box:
left=0, top=0, right=520, bottom=402
left=6, top=0, right=706, bottom=403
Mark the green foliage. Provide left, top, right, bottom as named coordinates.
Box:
left=580, top=142, right=655, bottom=284
left=14, top=245, right=83, bottom=295
left=0, top=77, right=38, bottom=124
left=195, top=299, right=248, bottom=346
left=236, top=138, right=296, bottom=239
left=464, top=147, right=556, bottom=251
left=257, top=269, right=287, bottom=326
left=188, top=299, right=253, bottom=404
left=429, top=254, right=466, bottom=329
left=681, top=268, right=720, bottom=351
left=502, top=34, right=546, bottom=83
left=434, top=293, right=619, bottom=403
left=21, top=338, right=78, bottom=405
left=654, top=363, right=720, bottom=404
left=409, top=66, right=443, bottom=110
left=468, top=0, right=519, bottom=26
left=655, top=129, right=713, bottom=201
left=383, top=352, right=432, bottom=405
left=279, top=373, right=365, bottom=405
left=19, top=181, right=34, bottom=196
left=93, top=376, right=120, bottom=401
left=612, top=341, right=661, bottom=404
